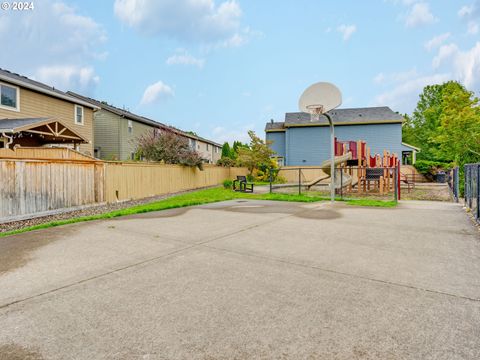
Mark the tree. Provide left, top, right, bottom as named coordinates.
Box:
left=436, top=83, right=480, bottom=165
left=232, top=141, right=248, bottom=157
left=221, top=142, right=232, bottom=159
left=135, top=129, right=204, bottom=169
left=237, top=130, right=275, bottom=175
left=402, top=83, right=452, bottom=161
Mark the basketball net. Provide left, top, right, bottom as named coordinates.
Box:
left=306, top=104, right=324, bottom=122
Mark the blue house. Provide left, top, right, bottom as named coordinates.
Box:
left=265, top=107, right=418, bottom=166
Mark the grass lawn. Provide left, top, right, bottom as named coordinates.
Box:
left=0, top=187, right=396, bottom=238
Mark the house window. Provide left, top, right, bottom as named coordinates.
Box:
left=0, top=83, right=19, bottom=111
left=206, top=143, right=209, bottom=151
left=128, top=120, right=133, bottom=134
left=74, top=105, right=84, bottom=125
left=215, top=146, right=219, bottom=153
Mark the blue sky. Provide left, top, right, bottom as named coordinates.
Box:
left=1, top=0, right=479, bottom=143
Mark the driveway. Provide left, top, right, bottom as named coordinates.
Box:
left=0, top=200, right=479, bottom=359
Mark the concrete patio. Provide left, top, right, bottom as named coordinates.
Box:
left=0, top=199, right=479, bottom=359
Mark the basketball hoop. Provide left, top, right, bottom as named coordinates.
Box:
left=298, top=82, right=342, bottom=203
left=306, top=104, right=325, bottom=122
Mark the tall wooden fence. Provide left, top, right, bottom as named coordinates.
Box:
left=0, top=148, right=247, bottom=220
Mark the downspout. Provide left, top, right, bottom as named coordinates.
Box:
left=2, top=132, right=13, bottom=149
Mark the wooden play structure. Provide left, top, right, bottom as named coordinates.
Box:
left=332, top=138, right=400, bottom=196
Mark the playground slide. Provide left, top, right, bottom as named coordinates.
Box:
left=306, top=153, right=357, bottom=190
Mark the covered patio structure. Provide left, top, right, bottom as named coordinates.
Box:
left=401, top=142, right=420, bottom=165
left=0, top=118, right=88, bottom=150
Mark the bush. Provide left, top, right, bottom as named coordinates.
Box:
left=135, top=129, right=204, bottom=170
left=414, top=160, right=453, bottom=177
left=216, top=157, right=236, bottom=167
left=223, top=179, right=233, bottom=189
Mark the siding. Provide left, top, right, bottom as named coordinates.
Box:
left=334, top=123, right=403, bottom=157
left=0, top=86, right=94, bottom=155
left=94, top=110, right=121, bottom=160
left=195, top=140, right=221, bottom=164
left=285, top=123, right=403, bottom=166
left=286, top=127, right=330, bottom=166
left=119, top=117, right=154, bottom=161
left=266, top=132, right=286, bottom=158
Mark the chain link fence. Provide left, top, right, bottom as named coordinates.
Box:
left=269, top=166, right=398, bottom=201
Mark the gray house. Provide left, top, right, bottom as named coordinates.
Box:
left=266, top=107, right=418, bottom=166
left=68, top=92, right=222, bottom=162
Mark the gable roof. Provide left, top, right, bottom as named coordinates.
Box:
left=67, top=91, right=169, bottom=129
left=67, top=92, right=222, bottom=147
left=0, top=68, right=98, bottom=109
left=266, top=106, right=404, bottom=131
left=0, top=117, right=88, bottom=143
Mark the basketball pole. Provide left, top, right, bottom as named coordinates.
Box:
left=324, top=113, right=335, bottom=203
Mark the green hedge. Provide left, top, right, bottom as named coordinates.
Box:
left=414, top=160, right=453, bottom=177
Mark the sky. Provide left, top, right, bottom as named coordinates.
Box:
left=1, top=0, right=479, bottom=144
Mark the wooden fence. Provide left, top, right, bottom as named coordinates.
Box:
left=0, top=148, right=247, bottom=220
left=104, top=163, right=245, bottom=203
left=278, top=166, right=328, bottom=183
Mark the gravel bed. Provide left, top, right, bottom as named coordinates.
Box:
left=0, top=187, right=215, bottom=234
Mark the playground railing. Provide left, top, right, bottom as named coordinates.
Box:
left=269, top=166, right=399, bottom=202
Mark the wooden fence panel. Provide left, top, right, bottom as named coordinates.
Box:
left=0, top=147, right=248, bottom=219
left=0, top=159, right=101, bottom=218
left=278, top=166, right=327, bottom=183
left=104, top=163, right=246, bottom=202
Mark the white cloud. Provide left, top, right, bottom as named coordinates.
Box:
left=373, top=68, right=419, bottom=85
left=458, top=3, right=479, bottom=18
left=114, top=0, right=244, bottom=44
left=207, top=26, right=262, bottom=50
left=374, top=41, right=480, bottom=112
left=166, top=50, right=205, bottom=68
left=432, top=44, right=458, bottom=69
left=374, top=73, right=386, bottom=84
left=458, top=2, right=480, bottom=35
left=33, top=66, right=100, bottom=93
left=468, top=21, right=479, bottom=34
left=141, top=81, right=174, bottom=105
left=337, top=24, right=357, bottom=41
left=211, top=125, right=252, bottom=144
left=424, top=33, right=451, bottom=51
left=0, top=0, right=106, bottom=93
left=405, top=2, right=437, bottom=28
left=373, top=73, right=450, bottom=112
left=432, top=42, right=480, bottom=89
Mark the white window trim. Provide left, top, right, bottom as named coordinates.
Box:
left=74, top=105, right=84, bottom=125
left=128, top=120, right=133, bottom=134
left=0, top=82, right=20, bottom=112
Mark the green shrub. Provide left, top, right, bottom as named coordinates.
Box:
left=414, top=160, right=453, bottom=177
left=216, top=157, right=237, bottom=167
left=223, top=179, right=233, bottom=189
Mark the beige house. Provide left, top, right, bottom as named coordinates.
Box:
left=68, top=92, right=221, bottom=163
left=0, top=68, right=97, bottom=155
left=187, top=134, right=222, bottom=164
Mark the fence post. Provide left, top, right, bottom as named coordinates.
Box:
left=394, top=167, right=398, bottom=203
left=454, top=167, right=459, bottom=202
left=340, top=169, right=343, bottom=199
left=477, top=165, right=480, bottom=220
left=269, top=167, right=273, bottom=194
left=298, top=168, right=302, bottom=196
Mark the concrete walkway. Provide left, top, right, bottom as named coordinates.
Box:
left=0, top=200, right=479, bottom=359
